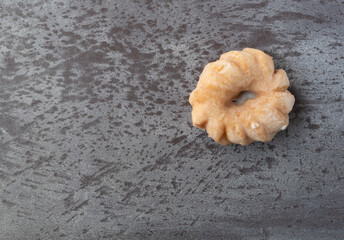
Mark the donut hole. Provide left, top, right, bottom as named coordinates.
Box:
left=232, top=91, right=256, bottom=105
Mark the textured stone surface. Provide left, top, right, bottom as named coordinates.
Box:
left=0, top=0, right=344, bottom=239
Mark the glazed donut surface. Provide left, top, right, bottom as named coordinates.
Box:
left=189, top=48, right=295, bottom=145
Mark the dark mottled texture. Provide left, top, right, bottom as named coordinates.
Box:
left=0, top=0, right=344, bottom=239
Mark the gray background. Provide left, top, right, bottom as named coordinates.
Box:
left=1, top=0, right=344, bottom=239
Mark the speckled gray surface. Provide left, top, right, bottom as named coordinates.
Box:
left=1, top=0, right=344, bottom=239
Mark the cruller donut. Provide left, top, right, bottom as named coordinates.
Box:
left=189, top=48, right=295, bottom=145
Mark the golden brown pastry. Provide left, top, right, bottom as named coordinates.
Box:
left=189, top=48, right=295, bottom=145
